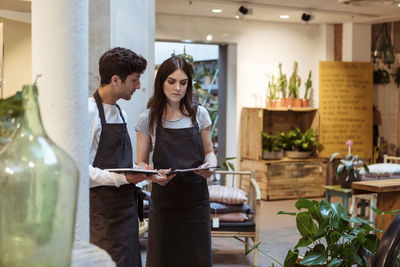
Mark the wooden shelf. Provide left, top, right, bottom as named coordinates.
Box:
left=264, top=107, right=317, bottom=112
left=262, top=157, right=327, bottom=164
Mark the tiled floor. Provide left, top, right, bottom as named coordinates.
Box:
left=139, top=197, right=338, bottom=266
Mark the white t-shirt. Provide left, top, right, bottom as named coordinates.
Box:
left=135, top=105, right=212, bottom=149
left=88, top=96, right=130, bottom=188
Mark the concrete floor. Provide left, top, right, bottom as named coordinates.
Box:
left=139, top=196, right=341, bottom=267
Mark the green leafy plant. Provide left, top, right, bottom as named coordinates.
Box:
left=268, top=74, right=280, bottom=100
left=0, top=91, right=23, bottom=149
left=278, top=63, right=288, bottom=98
left=282, top=128, right=318, bottom=152
left=304, top=70, right=312, bottom=100
left=279, top=198, right=379, bottom=267
left=262, top=132, right=284, bottom=152
left=222, top=157, right=236, bottom=171
left=288, top=61, right=301, bottom=98
left=373, top=68, right=390, bottom=85
left=328, top=140, right=369, bottom=182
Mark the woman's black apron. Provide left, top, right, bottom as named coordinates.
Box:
left=90, top=90, right=142, bottom=267
left=146, top=119, right=212, bottom=267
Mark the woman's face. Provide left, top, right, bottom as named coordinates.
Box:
left=163, top=69, right=188, bottom=104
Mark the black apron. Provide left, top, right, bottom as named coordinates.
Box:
left=90, top=90, right=142, bottom=267
left=146, top=119, right=212, bottom=267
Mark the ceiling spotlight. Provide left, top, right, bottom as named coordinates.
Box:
left=280, top=15, right=290, bottom=19
left=212, top=9, right=222, bottom=13
left=301, top=13, right=313, bottom=23
left=235, top=6, right=249, bottom=19
left=206, top=34, right=213, bottom=41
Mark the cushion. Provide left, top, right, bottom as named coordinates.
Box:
left=360, top=163, right=400, bottom=175
left=211, top=219, right=255, bottom=232
left=210, top=202, right=253, bottom=214
left=210, top=212, right=248, bottom=222
left=208, top=185, right=247, bottom=204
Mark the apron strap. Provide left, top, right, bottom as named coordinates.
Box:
left=134, top=186, right=146, bottom=222
left=93, top=90, right=106, bottom=124
left=115, top=104, right=126, bottom=123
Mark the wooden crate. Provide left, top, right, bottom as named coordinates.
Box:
left=241, top=159, right=326, bottom=200
left=241, top=107, right=319, bottom=160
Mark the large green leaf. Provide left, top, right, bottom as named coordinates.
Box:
left=330, top=202, right=348, bottom=230
left=301, top=244, right=327, bottom=265
left=319, top=201, right=333, bottom=219
left=294, top=236, right=312, bottom=248
left=327, top=258, right=343, bottom=267
left=364, top=234, right=379, bottom=252
left=327, top=231, right=341, bottom=245
left=296, top=212, right=317, bottom=237
left=295, top=199, right=323, bottom=224
left=283, top=249, right=298, bottom=267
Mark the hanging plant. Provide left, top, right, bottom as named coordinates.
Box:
left=393, top=66, right=400, bottom=88
left=373, top=68, right=390, bottom=85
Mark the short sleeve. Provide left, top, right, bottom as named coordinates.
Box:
left=197, top=105, right=212, bottom=131
left=135, top=109, right=151, bottom=137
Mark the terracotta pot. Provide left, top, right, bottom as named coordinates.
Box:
left=302, top=98, right=309, bottom=107
left=288, top=98, right=295, bottom=108
left=281, top=97, right=288, bottom=107
left=293, top=98, right=302, bottom=107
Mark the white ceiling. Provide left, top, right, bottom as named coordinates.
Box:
left=0, top=0, right=399, bottom=24
left=156, top=0, right=400, bottom=24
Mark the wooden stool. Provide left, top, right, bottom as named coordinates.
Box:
left=350, top=193, right=377, bottom=225
left=323, top=185, right=352, bottom=210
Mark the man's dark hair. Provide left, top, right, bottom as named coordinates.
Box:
left=99, top=47, right=147, bottom=85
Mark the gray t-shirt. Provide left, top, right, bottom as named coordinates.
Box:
left=135, top=105, right=212, bottom=149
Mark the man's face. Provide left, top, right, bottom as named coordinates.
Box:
left=117, top=72, right=141, bottom=100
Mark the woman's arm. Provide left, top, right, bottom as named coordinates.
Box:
left=195, top=126, right=217, bottom=179
left=136, top=131, right=151, bottom=167
left=136, top=130, right=170, bottom=185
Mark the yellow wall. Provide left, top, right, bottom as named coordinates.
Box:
left=0, top=17, right=31, bottom=98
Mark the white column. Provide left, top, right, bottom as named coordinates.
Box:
left=110, top=0, right=155, bottom=162
left=32, top=0, right=89, bottom=241
left=342, top=22, right=371, bottom=62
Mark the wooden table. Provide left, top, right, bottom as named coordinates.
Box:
left=323, top=185, right=352, bottom=210
left=352, top=179, right=400, bottom=233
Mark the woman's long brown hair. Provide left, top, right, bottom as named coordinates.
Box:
left=148, top=56, right=196, bottom=133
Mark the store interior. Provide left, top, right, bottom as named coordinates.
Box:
left=1, top=0, right=400, bottom=266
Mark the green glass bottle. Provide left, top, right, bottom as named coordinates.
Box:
left=0, top=85, right=79, bottom=267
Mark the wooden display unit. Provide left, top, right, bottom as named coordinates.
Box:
left=240, top=107, right=326, bottom=200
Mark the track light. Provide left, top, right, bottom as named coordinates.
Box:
left=301, top=13, right=313, bottom=23
left=235, top=6, right=249, bottom=19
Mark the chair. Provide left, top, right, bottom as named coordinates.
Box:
left=372, top=214, right=400, bottom=266
left=210, top=170, right=261, bottom=267
left=384, top=154, right=400, bottom=164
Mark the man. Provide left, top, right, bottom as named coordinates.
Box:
left=89, top=47, right=167, bottom=267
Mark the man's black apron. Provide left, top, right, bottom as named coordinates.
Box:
left=146, top=119, right=212, bottom=267
left=90, top=91, right=142, bottom=267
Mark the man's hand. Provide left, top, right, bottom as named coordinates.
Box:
left=125, top=172, right=147, bottom=184
left=194, top=162, right=216, bottom=179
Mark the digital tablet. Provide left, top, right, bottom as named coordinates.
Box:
left=170, top=166, right=220, bottom=174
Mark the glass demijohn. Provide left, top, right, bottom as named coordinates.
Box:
left=0, top=85, right=79, bottom=267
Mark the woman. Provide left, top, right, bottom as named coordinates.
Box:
left=135, top=56, right=217, bottom=267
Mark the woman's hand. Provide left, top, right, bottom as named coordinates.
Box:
left=194, top=162, right=216, bottom=179
left=149, top=168, right=176, bottom=186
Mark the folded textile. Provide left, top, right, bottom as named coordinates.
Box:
left=208, top=185, right=247, bottom=204
left=210, top=212, right=248, bottom=222
left=210, top=202, right=253, bottom=214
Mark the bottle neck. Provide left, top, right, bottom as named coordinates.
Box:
left=21, top=85, right=46, bottom=136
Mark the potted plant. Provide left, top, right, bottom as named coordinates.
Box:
left=288, top=61, right=301, bottom=107
left=303, top=70, right=312, bottom=107
left=393, top=65, right=400, bottom=88
left=201, top=63, right=213, bottom=84
left=267, top=74, right=281, bottom=108
left=278, top=63, right=288, bottom=107
left=373, top=68, right=390, bottom=85
left=329, top=140, right=369, bottom=189
left=279, top=198, right=379, bottom=267
left=285, top=128, right=318, bottom=159
left=262, top=132, right=284, bottom=160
